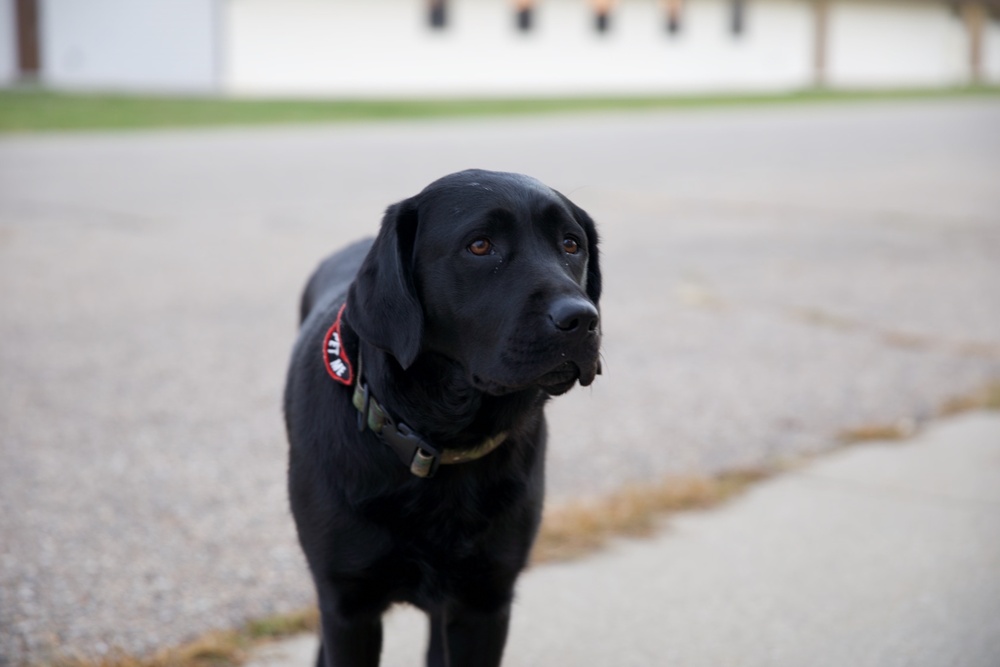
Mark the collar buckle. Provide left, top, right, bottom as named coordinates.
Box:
left=388, top=422, right=441, bottom=478
left=353, top=378, right=442, bottom=478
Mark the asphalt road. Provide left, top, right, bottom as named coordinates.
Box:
left=1, top=98, right=999, bottom=663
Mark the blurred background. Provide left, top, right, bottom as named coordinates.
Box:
left=1, top=1, right=999, bottom=666
left=2, top=0, right=1000, bottom=95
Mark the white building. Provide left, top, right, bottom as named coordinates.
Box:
left=1, top=0, right=999, bottom=96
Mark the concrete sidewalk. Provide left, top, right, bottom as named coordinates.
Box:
left=248, top=411, right=1000, bottom=667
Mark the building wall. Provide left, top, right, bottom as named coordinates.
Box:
left=3, top=0, right=994, bottom=96
left=826, top=0, right=968, bottom=87
left=0, top=0, right=17, bottom=84
left=224, top=0, right=814, bottom=97
left=40, top=0, right=220, bottom=92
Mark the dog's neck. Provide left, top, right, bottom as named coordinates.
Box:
left=351, top=336, right=543, bottom=451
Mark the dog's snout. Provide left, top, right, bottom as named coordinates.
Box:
left=549, top=297, right=599, bottom=335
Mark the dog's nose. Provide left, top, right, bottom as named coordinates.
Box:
left=548, top=297, right=599, bottom=335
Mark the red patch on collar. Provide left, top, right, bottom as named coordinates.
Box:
left=322, top=304, right=354, bottom=386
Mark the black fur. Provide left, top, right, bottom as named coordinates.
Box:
left=284, top=170, right=602, bottom=667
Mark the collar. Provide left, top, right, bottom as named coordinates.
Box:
left=324, top=304, right=508, bottom=478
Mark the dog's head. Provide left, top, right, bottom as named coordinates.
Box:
left=349, top=169, right=601, bottom=396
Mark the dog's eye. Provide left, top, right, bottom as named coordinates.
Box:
left=562, top=237, right=580, bottom=255
left=468, top=238, right=493, bottom=256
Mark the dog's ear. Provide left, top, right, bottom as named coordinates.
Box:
left=560, top=195, right=602, bottom=305
left=348, top=200, right=423, bottom=369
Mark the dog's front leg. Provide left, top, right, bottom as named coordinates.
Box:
left=426, top=608, right=447, bottom=667
left=428, top=601, right=511, bottom=667
left=317, top=604, right=383, bottom=667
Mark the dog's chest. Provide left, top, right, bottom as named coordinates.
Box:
left=355, top=481, right=516, bottom=602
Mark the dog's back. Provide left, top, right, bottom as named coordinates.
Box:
left=298, top=237, right=374, bottom=325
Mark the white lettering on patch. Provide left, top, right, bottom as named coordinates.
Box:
left=322, top=304, right=354, bottom=386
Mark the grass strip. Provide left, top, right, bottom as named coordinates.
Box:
left=532, top=469, right=767, bottom=564
left=837, top=380, right=1000, bottom=445
left=939, top=381, right=1000, bottom=415
left=51, top=610, right=319, bottom=667
left=2, top=86, right=999, bottom=133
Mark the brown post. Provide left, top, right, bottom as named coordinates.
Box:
left=15, top=0, right=40, bottom=78
left=813, top=0, right=829, bottom=88
left=962, top=1, right=986, bottom=84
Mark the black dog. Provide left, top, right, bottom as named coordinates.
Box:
left=284, top=169, right=602, bottom=667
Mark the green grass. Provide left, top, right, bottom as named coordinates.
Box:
left=1, top=85, right=998, bottom=133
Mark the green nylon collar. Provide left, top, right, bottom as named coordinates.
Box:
left=350, top=349, right=508, bottom=478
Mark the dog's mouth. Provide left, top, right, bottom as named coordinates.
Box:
left=536, top=358, right=600, bottom=396
left=472, top=360, right=599, bottom=397
left=536, top=361, right=579, bottom=395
